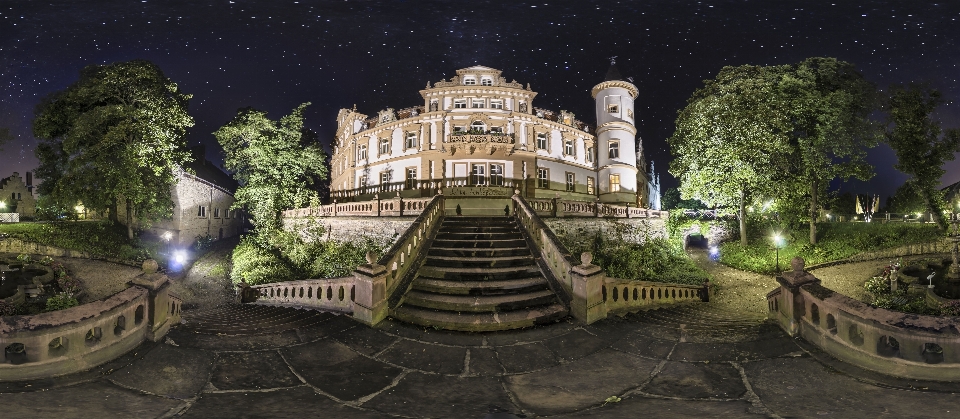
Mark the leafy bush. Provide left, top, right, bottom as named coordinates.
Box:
left=194, top=233, right=216, bottom=251
left=38, top=256, right=54, bottom=266
left=45, top=292, right=79, bottom=312
left=940, top=300, right=960, bottom=317
left=720, top=222, right=942, bottom=274
left=16, top=253, right=31, bottom=264
left=863, top=276, right=889, bottom=295
left=0, top=222, right=157, bottom=261
left=0, top=300, right=18, bottom=316
left=560, top=232, right=709, bottom=286
left=57, top=275, right=83, bottom=293
left=230, top=236, right=297, bottom=286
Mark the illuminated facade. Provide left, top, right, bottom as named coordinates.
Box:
left=329, top=65, right=659, bottom=209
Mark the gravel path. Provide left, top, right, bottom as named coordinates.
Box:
left=167, top=237, right=239, bottom=312
left=687, top=248, right=775, bottom=319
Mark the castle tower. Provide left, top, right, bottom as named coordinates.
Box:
left=592, top=58, right=640, bottom=204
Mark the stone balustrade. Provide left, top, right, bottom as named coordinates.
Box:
left=0, top=261, right=181, bottom=381
left=602, top=279, right=705, bottom=313
left=526, top=198, right=666, bottom=219
left=767, top=257, right=960, bottom=381
left=282, top=196, right=434, bottom=218
left=250, top=277, right=355, bottom=313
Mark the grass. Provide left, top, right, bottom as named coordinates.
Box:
left=719, top=222, right=943, bottom=274
left=0, top=221, right=158, bottom=261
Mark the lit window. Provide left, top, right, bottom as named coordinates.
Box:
left=566, top=173, right=575, bottom=192
left=357, top=144, right=367, bottom=160
left=610, top=174, right=621, bottom=193
left=379, top=138, right=390, bottom=155
left=405, top=167, right=417, bottom=190
left=454, top=99, right=466, bottom=109
left=481, top=77, right=492, bottom=86
left=607, top=104, right=619, bottom=114
left=587, top=177, right=595, bottom=195
left=490, top=99, right=503, bottom=109
left=405, top=132, right=418, bottom=149
left=490, top=164, right=504, bottom=186
left=564, top=140, right=574, bottom=156
left=609, top=141, right=619, bottom=159
left=464, top=77, right=477, bottom=85
left=536, top=133, right=548, bottom=150
left=537, top=168, right=549, bottom=189
left=586, top=146, right=594, bottom=163
left=471, top=98, right=484, bottom=108
left=197, top=206, right=207, bottom=218
left=471, top=164, right=486, bottom=185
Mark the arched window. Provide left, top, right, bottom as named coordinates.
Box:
left=470, top=121, right=485, bottom=133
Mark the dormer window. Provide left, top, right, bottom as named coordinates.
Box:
left=480, top=77, right=492, bottom=86
left=490, top=99, right=503, bottom=109
left=463, top=76, right=477, bottom=85
left=454, top=99, right=466, bottom=109
left=381, top=114, right=390, bottom=123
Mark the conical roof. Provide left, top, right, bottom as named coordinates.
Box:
left=604, top=64, right=623, bottom=82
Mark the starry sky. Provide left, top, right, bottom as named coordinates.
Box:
left=2, top=0, right=959, bottom=202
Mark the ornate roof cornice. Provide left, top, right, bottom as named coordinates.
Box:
left=591, top=80, right=638, bottom=99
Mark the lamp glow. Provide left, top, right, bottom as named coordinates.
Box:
left=173, top=250, right=187, bottom=265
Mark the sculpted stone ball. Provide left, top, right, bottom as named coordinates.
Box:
left=142, top=259, right=159, bottom=274
left=791, top=257, right=805, bottom=273
left=365, top=251, right=378, bottom=265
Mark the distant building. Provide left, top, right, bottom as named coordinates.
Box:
left=0, top=172, right=36, bottom=218
left=117, top=147, right=245, bottom=246
left=328, top=64, right=660, bottom=212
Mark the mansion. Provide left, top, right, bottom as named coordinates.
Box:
left=329, top=65, right=660, bottom=213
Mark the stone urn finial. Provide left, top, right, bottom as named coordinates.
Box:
left=365, top=251, right=378, bottom=265
left=791, top=257, right=805, bottom=273
left=581, top=252, right=593, bottom=267
left=142, top=259, right=159, bottom=274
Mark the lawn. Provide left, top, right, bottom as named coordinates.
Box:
left=719, top=222, right=943, bottom=274
left=0, top=221, right=157, bottom=261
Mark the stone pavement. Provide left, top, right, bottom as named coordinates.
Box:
left=2, top=300, right=959, bottom=418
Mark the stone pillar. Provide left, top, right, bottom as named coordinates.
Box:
left=128, top=259, right=176, bottom=342
left=773, top=257, right=820, bottom=337
left=352, top=252, right=389, bottom=326
left=570, top=252, right=607, bottom=324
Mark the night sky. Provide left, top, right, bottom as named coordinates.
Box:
left=2, top=0, right=959, bottom=202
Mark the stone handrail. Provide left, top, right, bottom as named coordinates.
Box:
left=602, top=278, right=705, bottom=313
left=767, top=264, right=960, bottom=381
left=282, top=196, right=436, bottom=219
left=1, top=266, right=181, bottom=381
left=526, top=198, right=666, bottom=219
left=512, top=194, right=579, bottom=301
left=250, top=277, right=355, bottom=313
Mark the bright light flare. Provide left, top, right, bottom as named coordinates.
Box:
left=174, top=250, right=187, bottom=264
left=162, top=231, right=173, bottom=241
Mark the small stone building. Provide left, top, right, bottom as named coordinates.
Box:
left=0, top=172, right=36, bottom=218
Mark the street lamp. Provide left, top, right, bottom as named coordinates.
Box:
left=772, top=233, right=785, bottom=274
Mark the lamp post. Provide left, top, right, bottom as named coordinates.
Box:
left=773, top=234, right=784, bottom=274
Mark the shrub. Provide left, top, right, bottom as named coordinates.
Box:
left=0, top=300, right=18, bottom=316
left=194, top=233, right=216, bottom=251
left=230, top=236, right=297, bottom=286
left=0, top=222, right=156, bottom=261
left=560, top=232, right=709, bottom=286
left=863, top=276, right=889, bottom=295
left=940, top=300, right=960, bottom=317
left=16, top=253, right=31, bottom=264
left=38, top=256, right=54, bottom=266
left=57, top=275, right=83, bottom=293
left=45, top=292, right=79, bottom=312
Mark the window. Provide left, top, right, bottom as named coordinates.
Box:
left=587, top=177, right=595, bottom=195
left=490, top=126, right=503, bottom=134
left=357, top=144, right=367, bottom=160
left=358, top=175, right=367, bottom=188
left=470, top=121, right=485, bottom=133
left=454, top=99, right=466, bottom=109
left=565, top=172, right=575, bottom=192
left=490, top=164, right=504, bottom=186
left=481, top=77, right=492, bottom=86
left=453, top=126, right=465, bottom=133
left=379, top=138, right=390, bottom=155
left=214, top=208, right=220, bottom=218
left=607, top=104, right=619, bottom=114
left=380, top=171, right=391, bottom=185
left=225, top=209, right=231, bottom=219
left=490, top=99, right=503, bottom=109
left=463, top=77, right=476, bottom=85
left=471, top=98, right=484, bottom=108
left=405, top=132, right=418, bottom=149
left=381, top=114, right=390, bottom=123
left=564, top=140, right=575, bottom=156
left=197, top=206, right=207, bottom=218
left=405, top=167, right=417, bottom=190
left=610, top=174, right=621, bottom=193
left=608, top=141, right=619, bottom=159
left=471, top=164, right=486, bottom=185
left=627, top=108, right=634, bottom=119
left=536, top=133, right=548, bottom=150
left=586, top=146, right=594, bottom=163
left=537, top=168, right=549, bottom=189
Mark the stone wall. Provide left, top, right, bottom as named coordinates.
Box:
left=283, top=216, right=416, bottom=245
left=0, top=238, right=141, bottom=267
left=544, top=217, right=667, bottom=246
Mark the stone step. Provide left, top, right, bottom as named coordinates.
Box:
left=437, top=225, right=518, bottom=234
left=442, top=216, right=516, bottom=225
left=423, top=254, right=536, bottom=269
left=391, top=303, right=568, bottom=332
left=434, top=231, right=524, bottom=241
left=412, top=276, right=549, bottom=295
left=403, top=289, right=558, bottom=312
left=416, top=265, right=542, bottom=281
left=427, top=247, right=531, bottom=258
left=430, top=238, right=528, bottom=249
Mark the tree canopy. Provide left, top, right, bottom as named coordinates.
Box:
left=0, top=127, right=11, bottom=154
left=33, top=59, right=194, bottom=238
left=214, top=103, right=328, bottom=232
left=885, top=84, right=960, bottom=230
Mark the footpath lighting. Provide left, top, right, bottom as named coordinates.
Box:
left=174, top=250, right=187, bottom=265
left=772, top=233, right=785, bottom=274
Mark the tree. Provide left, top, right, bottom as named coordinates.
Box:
left=887, top=182, right=926, bottom=214
left=776, top=58, right=880, bottom=244
left=661, top=187, right=707, bottom=210
left=33, top=60, right=194, bottom=239
left=214, top=103, right=328, bottom=232
left=885, top=85, right=960, bottom=230
left=669, top=65, right=792, bottom=245
left=0, top=127, right=11, bottom=153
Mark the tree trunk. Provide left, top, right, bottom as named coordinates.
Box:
left=739, top=188, right=748, bottom=245
left=922, top=190, right=948, bottom=231
left=125, top=198, right=134, bottom=240
left=809, top=179, right=819, bottom=245
left=108, top=198, right=118, bottom=224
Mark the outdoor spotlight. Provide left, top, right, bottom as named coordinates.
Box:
left=709, top=246, right=719, bottom=256
left=162, top=231, right=173, bottom=241
left=0, top=202, right=5, bottom=209
left=174, top=250, right=187, bottom=264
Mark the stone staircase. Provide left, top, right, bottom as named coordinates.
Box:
left=392, top=216, right=568, bottom=331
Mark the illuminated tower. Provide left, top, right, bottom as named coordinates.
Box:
left=592, top=58, right=640, bottom=204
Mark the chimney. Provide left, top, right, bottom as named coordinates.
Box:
left=26, top=172, right=32, bottom=186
